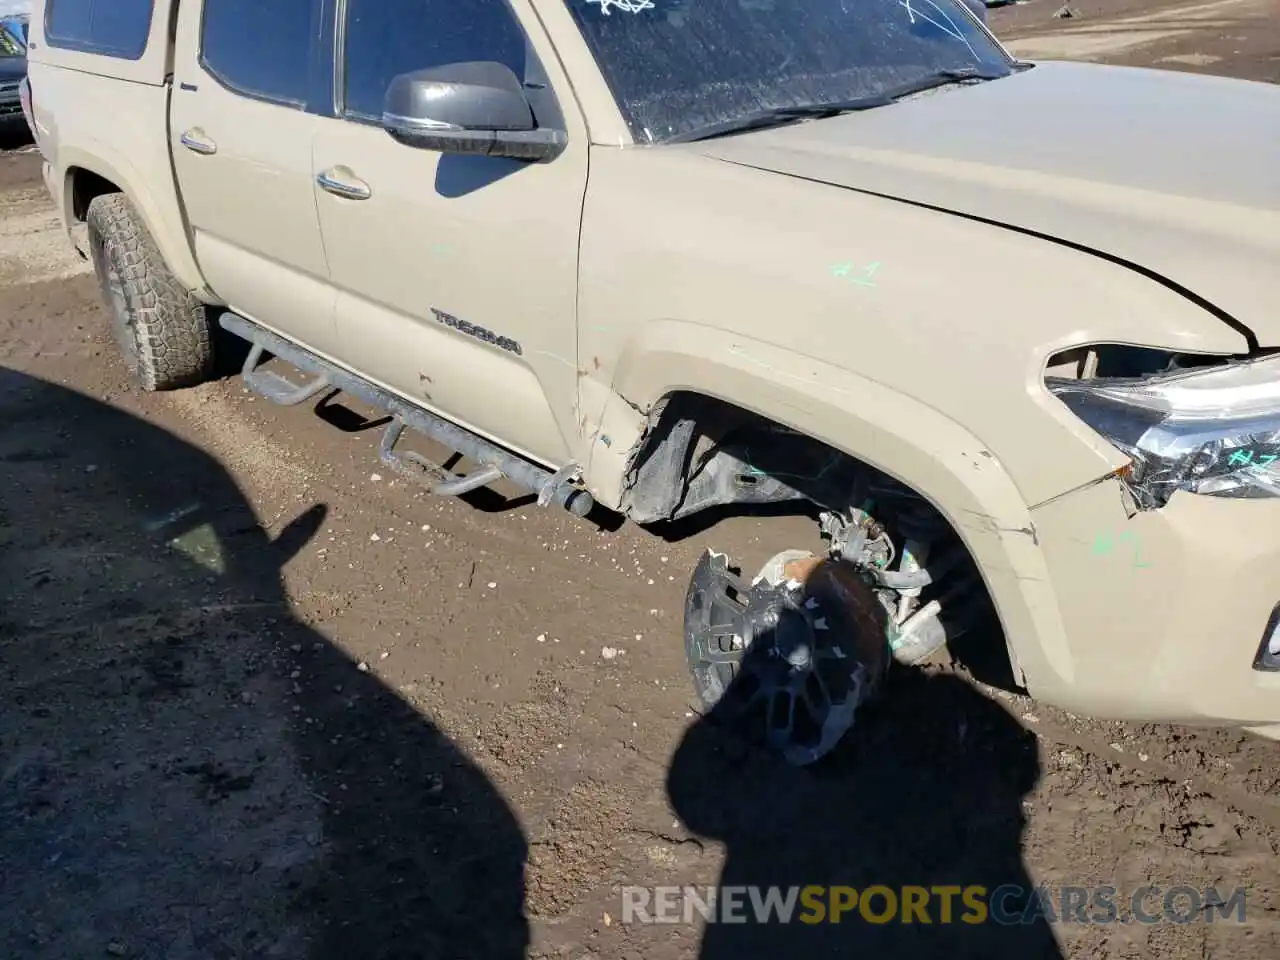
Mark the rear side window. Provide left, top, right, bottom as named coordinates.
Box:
left=342, top=0, right=528, bottom=121
left=202, top=0, right=317, bottom=107
left=45, top=0, right=155, bottom=60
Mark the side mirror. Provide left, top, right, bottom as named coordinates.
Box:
left=383, top=61, right=566, bottom=163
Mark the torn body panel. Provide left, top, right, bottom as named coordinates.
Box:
left=573, top=148, right=1240, bottom=512
left=620, top=393, right=870, bottom=525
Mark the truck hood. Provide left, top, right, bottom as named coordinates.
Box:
left=693, top=61, right=1280, bottom=347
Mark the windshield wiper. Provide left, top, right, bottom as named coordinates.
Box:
left=667, top=67, right=1006, bottom=145
left=665, top=95, right=893, bottom=144
left=888, top=66, right=1009, bottom=98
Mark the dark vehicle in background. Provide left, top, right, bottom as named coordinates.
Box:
left=0, top=14, right=29, bottom=137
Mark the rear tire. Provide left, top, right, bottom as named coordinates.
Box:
left=86, top=193, right=213, bottom=391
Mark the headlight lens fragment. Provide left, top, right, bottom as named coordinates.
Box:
left=1049, top=355, right=1280, bottom=509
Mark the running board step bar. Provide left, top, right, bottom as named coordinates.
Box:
left=219, top=312, right=595, bottom=517
left=241, top=343, right=331, bottom=406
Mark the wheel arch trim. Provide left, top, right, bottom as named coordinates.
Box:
left=58, top=143, right=210, bottom=297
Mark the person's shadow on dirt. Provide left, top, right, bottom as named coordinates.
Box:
left=666, top=661, right=1064, bottom=959
left=0, top=368, right=526, bottom=959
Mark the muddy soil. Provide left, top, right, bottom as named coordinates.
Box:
left=3, top=9, right=1280, bottom=958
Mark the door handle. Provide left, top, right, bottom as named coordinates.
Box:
left=316, top=169, right=372, bottom=201
left=180, top=129, right=217, bottom=156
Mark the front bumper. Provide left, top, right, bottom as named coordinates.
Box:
left=0, top=79, right=23, bottom=117
left=1025, top=476, right=1280, bottom=731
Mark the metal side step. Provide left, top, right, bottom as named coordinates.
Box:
left=219, top=312, right=595, bottom=517
left=241, top=343, right=331, bottom=406
left=377, top=418, right=505, bottom=496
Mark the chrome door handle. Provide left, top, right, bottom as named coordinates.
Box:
left=180, top=129, right=217, bottom=155
left=316, top=169, right=372, bottom=201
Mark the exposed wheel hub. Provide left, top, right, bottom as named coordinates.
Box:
left=684, top=549, right=888, bottom=765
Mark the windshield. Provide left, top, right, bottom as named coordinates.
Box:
left=562, top=0, right=1012, bottom=143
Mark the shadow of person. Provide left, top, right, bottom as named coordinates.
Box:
left=667, top=646, right=1062, bottom=958
left=0, top=367, right=526, bottom=959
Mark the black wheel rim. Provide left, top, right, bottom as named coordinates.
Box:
left=684, top=551, right=875, bottom=765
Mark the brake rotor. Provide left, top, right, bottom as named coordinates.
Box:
left=683, top=549, right=889, bottom=765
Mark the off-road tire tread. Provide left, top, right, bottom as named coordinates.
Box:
left=86, top=193, right=213, bottom=391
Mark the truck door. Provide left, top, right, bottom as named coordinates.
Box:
left=169, top=0, right=340, bottom=361
left=311, top=0, right=589, bottom=469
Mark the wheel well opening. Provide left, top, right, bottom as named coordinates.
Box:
left=622, top=391, right=1017, bottom=688
left=69, top=168, right=121, bottom=223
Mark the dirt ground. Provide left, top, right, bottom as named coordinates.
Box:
left=991, top=0, right=1280, bottom=83
left=2, top=5, right=1279, bottom=958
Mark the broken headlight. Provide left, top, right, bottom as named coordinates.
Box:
left=1048, top=355, right=1280, bottom=509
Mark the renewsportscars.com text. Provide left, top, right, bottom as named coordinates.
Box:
left=621, top=884, right=1248, bottom=926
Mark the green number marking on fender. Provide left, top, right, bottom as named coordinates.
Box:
left=1092, top=530, right=1150, bottom=569
left=831, top=261, right=881, bottom=287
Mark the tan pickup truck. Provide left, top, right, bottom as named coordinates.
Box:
left=24, top=0, right=1280, bottom=762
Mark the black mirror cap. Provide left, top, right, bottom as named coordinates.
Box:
left=384, top=61, right=534, bottom=132
left=386, top=124, right=566, bottom=162
left=383, top=60, right=566, bottom=161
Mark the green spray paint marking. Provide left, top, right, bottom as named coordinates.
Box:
left=1092, top=530, right=1151, bottom=569
left=1228, top=449, right=1279, bottom=467
left=831, top=261, right=881, bottom=287
left=740, top=448, right=841, bottom=483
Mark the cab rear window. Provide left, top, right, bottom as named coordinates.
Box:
left=46, top=0, right=156, bottom=60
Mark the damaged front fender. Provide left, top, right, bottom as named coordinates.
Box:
left=579, top=329, right=1082, bottom=695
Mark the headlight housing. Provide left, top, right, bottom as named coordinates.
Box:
left=1048, top=355, right=1280, bottom=509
